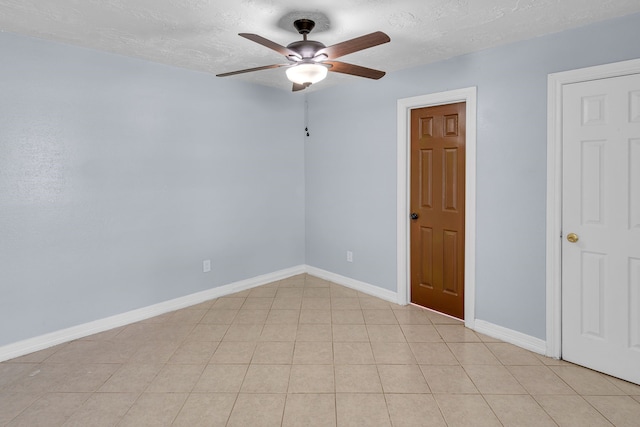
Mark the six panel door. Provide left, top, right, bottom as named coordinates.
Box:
left=410, top=102, right=466, bottom=319
left=562, top=73, right=640, bottom=384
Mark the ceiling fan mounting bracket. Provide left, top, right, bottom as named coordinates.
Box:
left=293, top=19, right=315, bottom=36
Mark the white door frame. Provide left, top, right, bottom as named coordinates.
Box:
left=396, top=87, right=477, bottom=328
left=546, top=58, right=640, bottom=358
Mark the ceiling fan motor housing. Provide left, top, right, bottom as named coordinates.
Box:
left=286, top=40, right=326, bottom=60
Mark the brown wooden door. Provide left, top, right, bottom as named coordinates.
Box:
left=410, top=102, right=465, bottom=319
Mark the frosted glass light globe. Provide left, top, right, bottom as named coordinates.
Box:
left=286, top=63, right=328, bottom=85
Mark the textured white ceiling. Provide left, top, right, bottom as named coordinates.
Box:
left=1, top=0, right=640, bottom=91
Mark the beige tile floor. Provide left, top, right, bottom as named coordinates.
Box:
left=1, top=274, right=640, bottom=426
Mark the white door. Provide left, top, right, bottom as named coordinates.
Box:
left=562, top=73, right=640, bottom=384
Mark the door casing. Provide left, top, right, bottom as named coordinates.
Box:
left=397, top=87, right=477, bottom=329
left=546, top=58, right=640, bottom=358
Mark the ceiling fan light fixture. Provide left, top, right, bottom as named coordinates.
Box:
left=286, top=63, right=328, bottom=85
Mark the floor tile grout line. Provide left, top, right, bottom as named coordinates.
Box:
left=4, top=275, right=640, bottom=426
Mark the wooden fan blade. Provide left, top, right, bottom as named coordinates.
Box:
left=292, top=83, right=308, bottom=92
left=216, top=63, right=290, bottom=77
left=239, top=33, right=301, bottom=59
left=317, top=31, right=390, bottom=60
left=325, top=61, right=386, bottom=80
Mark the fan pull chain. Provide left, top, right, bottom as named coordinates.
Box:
left=305, top=99, right=310, bottom=137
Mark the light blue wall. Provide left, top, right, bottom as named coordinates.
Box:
left=0, top=33, right=306, bottom=346
left=305, top=12, right=640, bottom=339
left=2, top=12, right=640, bottom=348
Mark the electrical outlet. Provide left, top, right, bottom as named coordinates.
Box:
left=203, top=259, right=211, bottom=273
left=346, top=251, right=353, bottom=263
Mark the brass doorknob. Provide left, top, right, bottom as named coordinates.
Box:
left=567, top=233, right=579, bottom=243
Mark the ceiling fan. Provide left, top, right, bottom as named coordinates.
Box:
left=216, top=19, right=390, bottom=91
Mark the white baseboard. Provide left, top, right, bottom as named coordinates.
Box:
left=0, top=265, right=306, bottom=362
left=305, top=265, right=400, bottom=304
left=1, top=264, right=549, bottom=363
left=473, top=319, right=547, bottom=355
